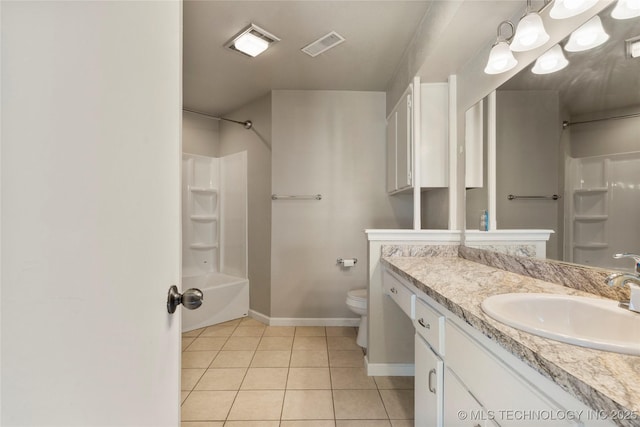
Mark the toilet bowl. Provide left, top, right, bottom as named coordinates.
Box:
left=346, top=289, right=368, bottom=348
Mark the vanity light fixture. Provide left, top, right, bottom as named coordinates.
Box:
left=612, top=0, right=640, bottom=19
left=564, top=15, right=609, bottom=52
left=550, top=0, right=598, bottom=19
left=510, top=0, right=550, bottom=52
left=484, top=21, right=519, bottom=74
left=225, top=24, right=280, bottom=58
left=532, top=45, right=569, bottom=74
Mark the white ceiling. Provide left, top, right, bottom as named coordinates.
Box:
left=183, top=1, right=532, bottom=117
left=183, top=1, right=433, bottom=116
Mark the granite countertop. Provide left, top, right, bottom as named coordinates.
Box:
left=382, top=255, right=640, bottom=427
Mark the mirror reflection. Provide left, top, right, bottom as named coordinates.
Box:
left=466, top=4, right=640, bottom=270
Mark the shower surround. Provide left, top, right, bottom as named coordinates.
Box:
left=182, top=152, right=249, bottom=331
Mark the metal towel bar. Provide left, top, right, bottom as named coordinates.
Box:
left=507, top=194, right=560, bottom=200
left=271, top=194, right=322, bottom=200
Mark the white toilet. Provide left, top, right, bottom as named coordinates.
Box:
left=346, top=288, right=368, bottom=348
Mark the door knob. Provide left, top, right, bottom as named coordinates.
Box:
left=167, top=285, right=203, bottom=314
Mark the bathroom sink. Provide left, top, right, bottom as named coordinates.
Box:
left=481, top=293, right=640, bottom=356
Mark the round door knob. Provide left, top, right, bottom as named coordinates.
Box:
left=167, top=285, right=204, bottom=314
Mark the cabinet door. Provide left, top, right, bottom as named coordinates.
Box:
left=386, top=111, right=398, bottom=193
left=444, top=368, right=497, bottom=427
left=415, top=335, right=443, bottom=427
left=396, top=91, right=413, bottom=190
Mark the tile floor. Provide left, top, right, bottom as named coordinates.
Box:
left=181, top=317, right=414, bottom=427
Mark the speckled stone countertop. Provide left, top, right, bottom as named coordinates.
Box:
left=381, top=255, right=640, bottom=427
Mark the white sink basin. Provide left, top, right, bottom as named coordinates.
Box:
left=481, top=293, right=640, bottom=356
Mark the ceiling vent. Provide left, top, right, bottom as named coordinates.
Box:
left=301, top=31, right=346, bottom=57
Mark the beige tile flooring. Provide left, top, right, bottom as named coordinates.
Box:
left=181, top=317, right=414, bottom=427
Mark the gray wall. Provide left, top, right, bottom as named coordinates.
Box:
left=182, top=111, right=219, bottom=156
left=570, top=106, right=640, bottom=158
left=496, top=90, right=562, bottom=259
left=219, top=94, right=273, bottom=317
left=271, top=90, right=412, bottom=318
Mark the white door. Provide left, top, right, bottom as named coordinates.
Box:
left=1, top=1, right=183, bottom=425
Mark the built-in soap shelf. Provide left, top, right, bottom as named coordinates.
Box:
left=190, top=214, right=217, bottom=222
left=190, top=186, right=217, bottom=195
left=573, top=214, right=608, bottom=221
left=573, top=242, right=609, bottom=249
left=573, top=187, right=608, bottom=194
left=190, top=243, right=219, bottom=250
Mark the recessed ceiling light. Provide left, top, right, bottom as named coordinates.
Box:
left=225, top=24, right=280, bottom=58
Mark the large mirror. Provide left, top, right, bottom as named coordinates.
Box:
left=465, top=3, right=640, bottom=270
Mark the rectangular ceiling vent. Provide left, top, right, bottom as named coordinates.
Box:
left=302, top=31, right=346, bottom=57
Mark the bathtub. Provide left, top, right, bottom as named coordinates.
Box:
left=181, top=273, right=249, bottom=332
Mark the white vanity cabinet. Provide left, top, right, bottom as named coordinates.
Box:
left=414, top=297, right=445, bottom=426
left=416, top=334, right=443, bottom=426
left=444, top=367, right=498, bottom=427
left=381, top=265, right=615, bottom=427
left=445, top=320, right=580, bottom=427
left=382, top=269, right=416, bottom=319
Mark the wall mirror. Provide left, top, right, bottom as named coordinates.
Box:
left=465, top=2, right=640, bottom=271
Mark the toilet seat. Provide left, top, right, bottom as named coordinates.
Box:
left=346, top=289, right=367, bottom=310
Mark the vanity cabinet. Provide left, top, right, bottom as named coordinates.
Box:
left=414, top=297, right=445, bottom=426
left=416, top=334, right=443, bottom=426
left=444, top=367, right=498, bottom=427
left=383, top=268, right=416, bottom=319
left=445, top=320, right=580, bottom=427
left=386, top=82, right=448, bottom=194
left=381, top=265, right=615, bottom=427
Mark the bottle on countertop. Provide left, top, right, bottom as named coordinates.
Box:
left=480, top=210, right=489, bottom=231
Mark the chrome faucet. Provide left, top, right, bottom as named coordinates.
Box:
left=605, top=253, right=640, bottom=313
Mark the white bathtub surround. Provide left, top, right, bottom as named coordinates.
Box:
left=182, top=152, right=249, bottom=332
left=182, top=274, right=249, bottom=332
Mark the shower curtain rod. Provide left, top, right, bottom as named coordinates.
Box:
left=562, top=111, right=640, bottom=128
left=183, top=108, right=253, bottom=129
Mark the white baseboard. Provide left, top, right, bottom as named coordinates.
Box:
left=248, top=309, right=360, bottom=327
left=365, top=356, right=415, bottom=376
left=247, top=309, right=271, bottom=325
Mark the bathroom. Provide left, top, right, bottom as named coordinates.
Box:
left=1, top=0, right=639, bottom=425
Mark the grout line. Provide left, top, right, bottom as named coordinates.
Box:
left=222, top=321, right=245, bottom=423
left=327, top=330, right=337, bottom=422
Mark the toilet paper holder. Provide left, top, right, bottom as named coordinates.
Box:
left=337, top=258, right=358, bottom=266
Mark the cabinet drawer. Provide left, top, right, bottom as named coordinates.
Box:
left=383, top=269, right=415, bottom=319
left=414, top=298, right=445, bottom=355
left=445, top=320, right=578, bottom=426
